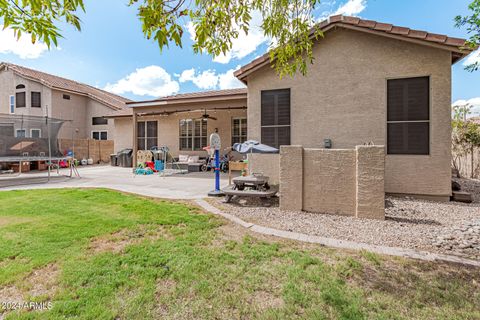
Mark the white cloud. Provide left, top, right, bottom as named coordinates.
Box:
left=105, top=66, right=180, bottom=97
left=453, top=97, right=480, bottom=117
left=463, top=49, right=480, bottom=67
left=179, top=68, right=219, bottom=89
left=0, top=26, right=49, bottom=59
left=334, top=0, right=367, bottom=16
left=178, top=68, right=245, bottom=90
left=187, top=11, right=268, bottom=64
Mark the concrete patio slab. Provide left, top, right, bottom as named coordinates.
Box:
left=0, top=165, right=230, bottom=199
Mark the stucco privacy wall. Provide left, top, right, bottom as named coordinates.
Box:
left=245, top=28, right=452, bottom=199
left=247, top=153, right=280, bottom=184
left=279, top=145, right=385, bottom=220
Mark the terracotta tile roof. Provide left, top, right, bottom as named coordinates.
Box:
left=1, top=62, right=131, bottom=110
left=127, top=88, right=247, bottom=106
left=234, top=15, right=475, bottom=81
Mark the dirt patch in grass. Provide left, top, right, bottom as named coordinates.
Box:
left=154, top=278, right=177, bottom=318
left=249, top=290, right=285, bottom=311
left=0, top=263, right=59, bottom=317
left=0, top=216, right=36, bottom=228
left=89, top=225, right=172, bottom=254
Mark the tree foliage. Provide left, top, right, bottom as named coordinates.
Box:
left=0, top=0, right=323, bottom=77
left=0, top=0, right=85, bottom=47
left=455, top=0, right=480, bottom=72
left=452, top=104, right=480, bottom=178
left=131, top=0, right=323, bottom=77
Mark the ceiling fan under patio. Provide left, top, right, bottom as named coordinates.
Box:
left=195, top=109, right=217, bottom=121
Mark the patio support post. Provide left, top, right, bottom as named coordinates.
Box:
left=132, top=111, right=137, bottom=169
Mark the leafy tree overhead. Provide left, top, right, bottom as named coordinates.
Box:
left=455, top=0, right=480, bottom=71
left=0, top=0, right=322, bottom=77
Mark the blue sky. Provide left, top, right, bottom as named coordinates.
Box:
left=0, top=0, right=479, bottom=114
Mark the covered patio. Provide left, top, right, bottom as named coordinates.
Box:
left=124, top=89, right=248, bottom=167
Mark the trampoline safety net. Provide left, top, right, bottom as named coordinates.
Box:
left=0, top=114, right=65, bottom=165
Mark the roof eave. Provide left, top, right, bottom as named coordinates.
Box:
left=127, top=93, right=248, bottom=108
left=234, top=20, right=474, bottom=82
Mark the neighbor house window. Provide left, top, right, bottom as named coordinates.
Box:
left=30, top=129, right=41, bottom=138
left=16, top=129, right=26, bottom=138
left=261, top=89, right=291, bottom=149
left=387, top=77, right=430, bottom=155
left=137, top=121, right=158, bottom=150
left=9, top=95, right=14, bottom=114
left=63, top=94, right=71, bottom=100
left=31, top=92, right=41, bottom=108
left=15, top=84, right=26, bottom=109
left=92, top=117, right=108, bottom=125
left=92, top=131, right=108, bottom=140
left=232, top=117, right=247, bottom=145
left=179, top=119, right=207, bottom=151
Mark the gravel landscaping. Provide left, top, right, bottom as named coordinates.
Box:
left=210, top=178, right=480, bottom=260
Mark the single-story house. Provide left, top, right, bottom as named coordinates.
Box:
left=107, top=15, right=475, bottom=202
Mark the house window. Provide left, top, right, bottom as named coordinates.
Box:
left=31, top=92, right=41, bottom=108
left=15, top=92, right=26, bottom=108
left=9, top=95, right=14, bottom=114
left=387, top=77, right=430, bottom=155
left=232, top=117, right=247, bottom=145
left=92, top=131, right=108, bottom=140
left=137, top=121, right=158, bottom=150
left=31, top=129, right=41, bottom=138
left=179, top=119, right=207, bottom=151
left=63, top=94, right=71, bottom=100
left=92, top=117, right=108, bottom=125
left=16, top=129, right=26, bottom=138
left=261, top=89, right=291, bottom=149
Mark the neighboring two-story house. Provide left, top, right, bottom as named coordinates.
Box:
left=0, top=62, right=130, bottom=141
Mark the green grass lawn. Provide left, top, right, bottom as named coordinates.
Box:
left=0, top=189, right=479, bottom=320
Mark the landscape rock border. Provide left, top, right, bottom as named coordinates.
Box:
left=195, top=199, right=480, bottom=268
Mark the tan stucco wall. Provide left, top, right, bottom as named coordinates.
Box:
left=245, top=28, right=452, bottom=198
left=132, top=99, right=247, bottom=157
left=113, top=118, right=133, bottom=153
left=247, top=153, right=280, bottom=184
left=0, top=69, right=52, bottom=118
left=0, top=69, right=119, bottom=142
left=51, top=90, right=88, bottom=139
left=86, top=99, right=115, bottom=140
left=279, top=145, right=385, bottom=219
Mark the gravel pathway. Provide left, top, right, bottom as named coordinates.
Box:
left=210, top=178, right=480, bottom=260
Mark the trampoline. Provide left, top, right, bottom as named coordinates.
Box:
left=0, top=114, right=79, bottom=187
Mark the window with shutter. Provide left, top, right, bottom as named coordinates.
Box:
left=387, top=77, right=430, bottom=155
left=92, top=117, right=108, bottom=125
left=31, top=92, right=41, bottom=108
left=16, top=92, right=26, bottom=108
left=261, top=89, right=290, bottom=149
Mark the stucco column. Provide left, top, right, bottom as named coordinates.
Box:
left=355, top=145, right=385, bottom=220
left=280, top=145, right=303, bottom=211
left=132, top=111, right=137, bottom=168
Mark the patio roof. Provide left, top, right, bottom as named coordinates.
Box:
left=234, top=15, right=476, bottom=82
left=127, top=88, right=247, bottom=108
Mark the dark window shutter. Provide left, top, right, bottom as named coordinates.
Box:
left=31, top=92, right=41, bottom=108
left=388, top=77, right=429, bottom=121
left=92, top=117, right=108, bottom=125
left=261, top=89, right=291, bottom=149
left=16, top=92, right=26, bottom=108
left=387, top=77, right=429, bottom=155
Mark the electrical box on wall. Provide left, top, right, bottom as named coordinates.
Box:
left=324, top=139, right=332, bottom=149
